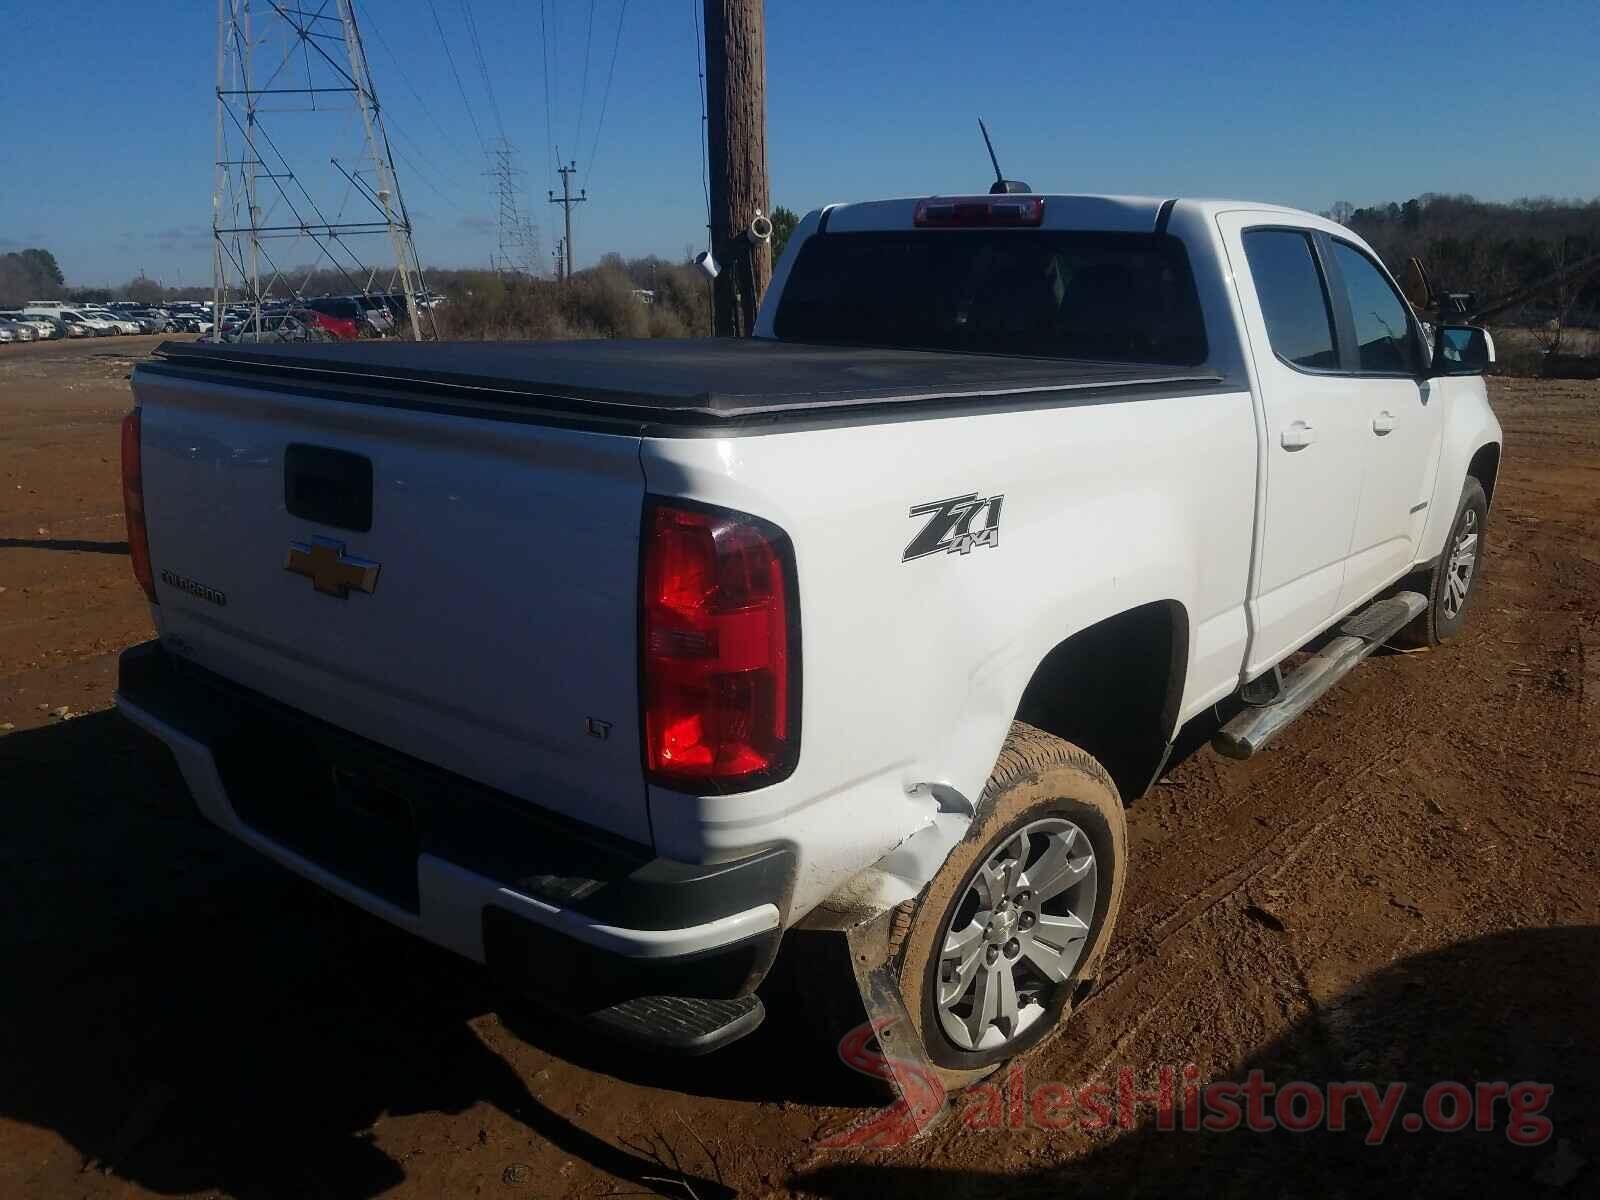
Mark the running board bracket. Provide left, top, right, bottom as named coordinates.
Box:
left=1214, top=591, right=1428, bottom=760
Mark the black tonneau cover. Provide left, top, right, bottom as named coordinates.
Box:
left=145, top=338, right=1224, bottom=431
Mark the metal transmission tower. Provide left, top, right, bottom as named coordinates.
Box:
left=486, top=137, right=542, bottom=275
left=212, top=0, right=429, bottom=339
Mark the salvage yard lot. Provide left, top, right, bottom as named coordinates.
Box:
left=2, top=335, right=1597, bottom=1196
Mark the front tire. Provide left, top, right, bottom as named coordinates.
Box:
left=1397, top=478, right=1488, bottom=647
left=893, top=723, right=1127, bottom=1090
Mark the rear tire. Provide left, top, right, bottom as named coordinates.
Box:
left=1396, top=478, right=1488, bottom=648
left=892, top=722, right=1127, bottom=1092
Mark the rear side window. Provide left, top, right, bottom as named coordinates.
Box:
left=1242, top=230, right=1338, bottom=370
left=774, top=230, right=1208, bottom=364
left=1331, top=241, right=1419, bottom=374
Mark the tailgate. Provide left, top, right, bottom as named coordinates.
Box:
left=131, top=366, right=651, bottom=844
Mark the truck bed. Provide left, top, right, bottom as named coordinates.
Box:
left=144, top=338, right=1225, bottom=433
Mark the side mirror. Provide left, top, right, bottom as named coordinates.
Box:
left=1428, top=323, right=1495, bottom=377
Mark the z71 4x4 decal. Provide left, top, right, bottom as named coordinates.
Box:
left=903, top=493, right=1004, bottom=562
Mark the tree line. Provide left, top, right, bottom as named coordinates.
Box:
left=0, top=249, right=67, bottom=307
left=1327, top=194, right=1600, bottom=327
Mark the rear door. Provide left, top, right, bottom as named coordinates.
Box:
left=1217, top=214, right=1368, bottom=674
left=134, top=369, right=652, bottom=843
left=1323, top=239, right=1443, bottom=607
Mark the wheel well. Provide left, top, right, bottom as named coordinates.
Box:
left=1468, top=442, right=1501, bottom=504
left=1014, top=601, right=1186, bottom=805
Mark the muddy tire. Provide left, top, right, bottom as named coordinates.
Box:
left=892, top=722, right=1127, bottom=1092
left=1396, top=478, right=1488, bottom=648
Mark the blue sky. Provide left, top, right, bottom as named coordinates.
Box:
left=4, top=0, right=1599, bottom=288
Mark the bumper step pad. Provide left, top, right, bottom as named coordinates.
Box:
left=588, top=994, right=765, bottom=1055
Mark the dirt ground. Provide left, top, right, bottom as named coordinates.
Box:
left=2, top=335, right=1597, bottom=1198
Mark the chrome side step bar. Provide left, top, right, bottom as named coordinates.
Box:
left=1213, top=591, right=1428, bottom=760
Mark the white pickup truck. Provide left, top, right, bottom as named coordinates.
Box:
left=116, top=193, right=1501, bottom=1087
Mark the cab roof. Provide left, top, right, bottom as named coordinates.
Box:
left=816, top=194, right=1328, bottom=235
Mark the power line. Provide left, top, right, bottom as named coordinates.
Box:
left=425, top=0, right=484, bottom=150
left=688, top=0, right=709, bottom=232
left=459, top=0, right=504, bottom=139
left=540, top=0, right=556, bottom=174
left=574, top=0, right=596, bottom=158
left=359, top=2, right=473, bottom=167
left=387, top=119, right=475, bottom=214
left=583, top=0, right=629, bottom=191
left=550, top=0, right=561, bottom=147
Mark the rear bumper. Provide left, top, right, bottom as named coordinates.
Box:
left=115, top=641, right=791, bottom=1024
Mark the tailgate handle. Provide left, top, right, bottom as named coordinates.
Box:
left=285, top=444, right=374, bottom=533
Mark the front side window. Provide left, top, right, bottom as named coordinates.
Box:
left=1332, top=241, right=1418, bottom=374
left=1242, top=230, right=1338, bottom=370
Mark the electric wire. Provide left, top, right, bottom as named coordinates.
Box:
left=688, top=0, right=710, bottom=236
left=574, top=0, right=596, bottom=164
left=540, top=0, right=557, bottom=175
left=359, top=1, right=476, bottom=170
left=583, top=0, right=629, bottom=191
left=459, top=0, right=505, bottom=139
left=425, top=0, right=485, bottom=150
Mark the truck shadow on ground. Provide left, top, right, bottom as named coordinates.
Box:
left=0, top=710, right=858, bottom=1198
left=793, top=922, right=1600, bottom=1197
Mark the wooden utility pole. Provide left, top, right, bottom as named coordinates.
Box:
left=703, top=0, right=770, bottom=336
left=548, top=161, right=586, bottom=282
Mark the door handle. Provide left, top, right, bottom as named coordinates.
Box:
left=1372, top=411, right=1397, bottom=435
left=1280, top=421, right=1316, bottom=450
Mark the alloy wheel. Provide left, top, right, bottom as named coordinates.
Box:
left=1443, top=508, right=1478, bottom=620
left=935, top=817, right=1097, bottom=1052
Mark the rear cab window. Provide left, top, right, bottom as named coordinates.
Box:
left=773, top=230, right=1208, bottom=365
left=1242, top=229, right=1339, bottom=371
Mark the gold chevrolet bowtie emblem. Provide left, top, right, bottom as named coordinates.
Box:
left=285, top=536, right=381, bottom=598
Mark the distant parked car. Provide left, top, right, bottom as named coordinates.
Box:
left=0, top=318, right=35, bottom=343
left=223, top=313, right=329, bottom=344
left=294, top=303, right=359, bottom=341
left=86, top=310, right=141, bottom=335
left=56, top=309, right=119, bottom=336
left=0, top=322, right=19, bottom=344
left=125, top=309, right=172, bottom=333
left=0, top=311, right=59, bottom=339
left=356, top=295, right=396, bottom=335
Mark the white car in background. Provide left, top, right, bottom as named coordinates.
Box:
left=53, top=309, right=120, bottom=336
left=0, top=311, right=58, bottom=339
left=87, top=310, right=142, bottom=335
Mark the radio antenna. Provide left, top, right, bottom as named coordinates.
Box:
left=978, top=118, right=1005, bottom=189
left=977, top=118, right=1029, bottom=195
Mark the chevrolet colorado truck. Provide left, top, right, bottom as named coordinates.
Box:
left=115, top=193, right=1501, bottom=1088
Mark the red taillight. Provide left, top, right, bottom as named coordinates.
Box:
left=642, top=501, right=798, bottom=790
left=913, top=195, right=1045, bottom=228
left=120, top=409, right=157, bottom=605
